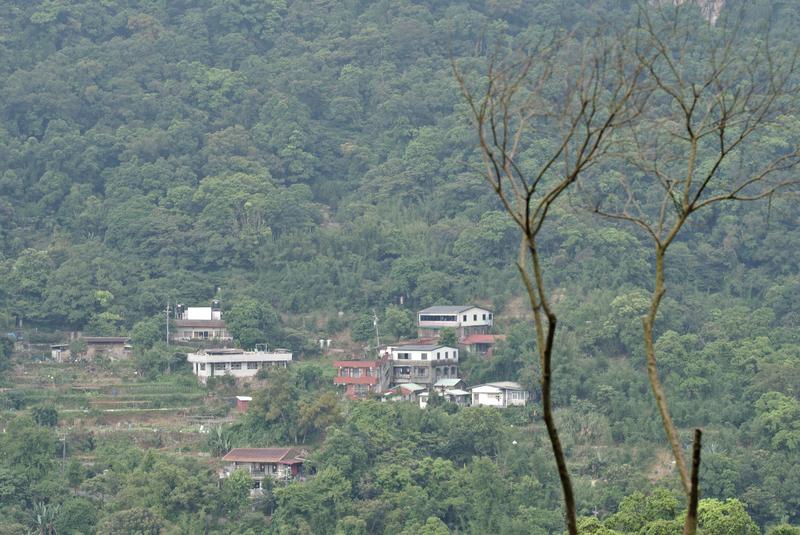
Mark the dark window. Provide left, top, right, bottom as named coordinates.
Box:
left=420, top=314, right=457, bottom=322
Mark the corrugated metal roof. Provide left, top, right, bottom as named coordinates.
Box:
left=394, top=344, right=449, bottom=351
left=397, top=382, right=425, bottom=391
left=434, top=378, right=463, bottom=387
left=486, top=381, right=524, bottom=390
left=418, top=305, right=474, bottom=315
left=222, top=447, right=303, bottom=464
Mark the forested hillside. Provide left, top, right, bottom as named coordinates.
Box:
left=1, top=0, right=800, bottom=534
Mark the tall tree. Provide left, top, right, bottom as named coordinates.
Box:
left=587, top=5, right=800, bottom=532
left=454, top=29, right=645, bottom=534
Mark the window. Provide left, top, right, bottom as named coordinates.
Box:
left=436, top=352, right=440, bottom=359
left=414, top=367, right=427, bottom=377
left=397, top=352, right=410, bottom=360
left=214, top=362, right=226, bottom=371
left=352, top=369, right=362, bottom=378
left=482, top=314, right=486, bottom=320
left=247, top=362, right=258, bottom=369
left=489, top=313, right=493, bottom=320
left=445, top=351, right=449, bottom=359
left=473, top=314, right=477, bottom=321
left=230, top=362, right=242, bottom=370
left=396, top=366, right=411, bottom=375
left=420, top=314, right=457, bottom=322
left=421, top=353, right=427, bottom=360
left=199, top=363, right=206, bottom=371
left=463, top=314, right=467, bottom=321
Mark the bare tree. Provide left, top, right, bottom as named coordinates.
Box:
left=454, top=33, right=646, bottom=535
left=586, top=4, right=800, bottom=533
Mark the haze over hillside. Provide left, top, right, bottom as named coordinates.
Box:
left=1, top=1, right=799, bottom=534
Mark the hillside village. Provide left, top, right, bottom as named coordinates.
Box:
left=1, top=0, right=798, bottom=532
left=9, top=299, right=531, bottom=495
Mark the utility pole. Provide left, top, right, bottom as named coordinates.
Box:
left=165, top=299, right=171, bottom=345
left=372, top=309, right=380, bottom=353
left=60, top=429, right=67, bottom=473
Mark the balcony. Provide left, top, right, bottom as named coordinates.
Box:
left=334, top=375, right=378, bottom=385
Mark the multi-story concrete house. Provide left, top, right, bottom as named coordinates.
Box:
left=387, top=343, right=460, bottom=388
left=220, top=448, right=306, bottom=492
left=172, top=301, right=232, bottom=342
left=416, top=305, right=493, bottom=339
left=333, top=357, right=391, bottom=399
left=187, top=347, right=291, bottom=383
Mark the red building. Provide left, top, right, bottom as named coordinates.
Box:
left=333, top=358, right=391, bottom=399
left=235, top=396, right=252, bottom=412
left=460, top=334, right=506, bottom=358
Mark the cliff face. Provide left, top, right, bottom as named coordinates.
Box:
left=669, top=0, right=725, bottom=24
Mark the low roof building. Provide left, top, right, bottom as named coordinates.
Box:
left=471, top=381, right=529, bottom=408
left=220, top=447, right=306, bottom=489
left=188, top=348, right=292, bottom=383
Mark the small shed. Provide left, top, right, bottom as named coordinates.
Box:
left=51, top=344, right=71, bottom=363
left=236, top=396, right=253, bottom=412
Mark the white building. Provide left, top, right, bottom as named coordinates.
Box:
left=417, top=305, right=493, bottom=338
left=387, top=344, right=460, bottom=387
left=187, top=348, right=292, bottom=383
left=172, top=301, right=232, bottom=342
left=471, top=381, right=529, bottom=408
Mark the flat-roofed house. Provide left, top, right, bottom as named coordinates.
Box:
left=172, top=301, right=232, bottom=342
left=388, top=344, right=460, bottom=388
left=220, top=447, right=306, bottom=491
left=333, top=357, right=391, bottom=399
left=471, top=381, right=529, bottom=408
left=187, top=348, right=292, bottom=383
left=417, top=305, right=493, bottom=339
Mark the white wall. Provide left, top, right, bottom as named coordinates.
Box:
left=390, top=346, right=459, bottom=361
left=472, top=390, right=505, bottom=407
left=417, top=307, right=493, bottom=328
left=188, top=350, right=292, bottom=382
left=186, top=307, right=213, bottom=320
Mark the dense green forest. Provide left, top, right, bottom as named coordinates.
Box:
left=1, top=0, right=800, bottom=533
